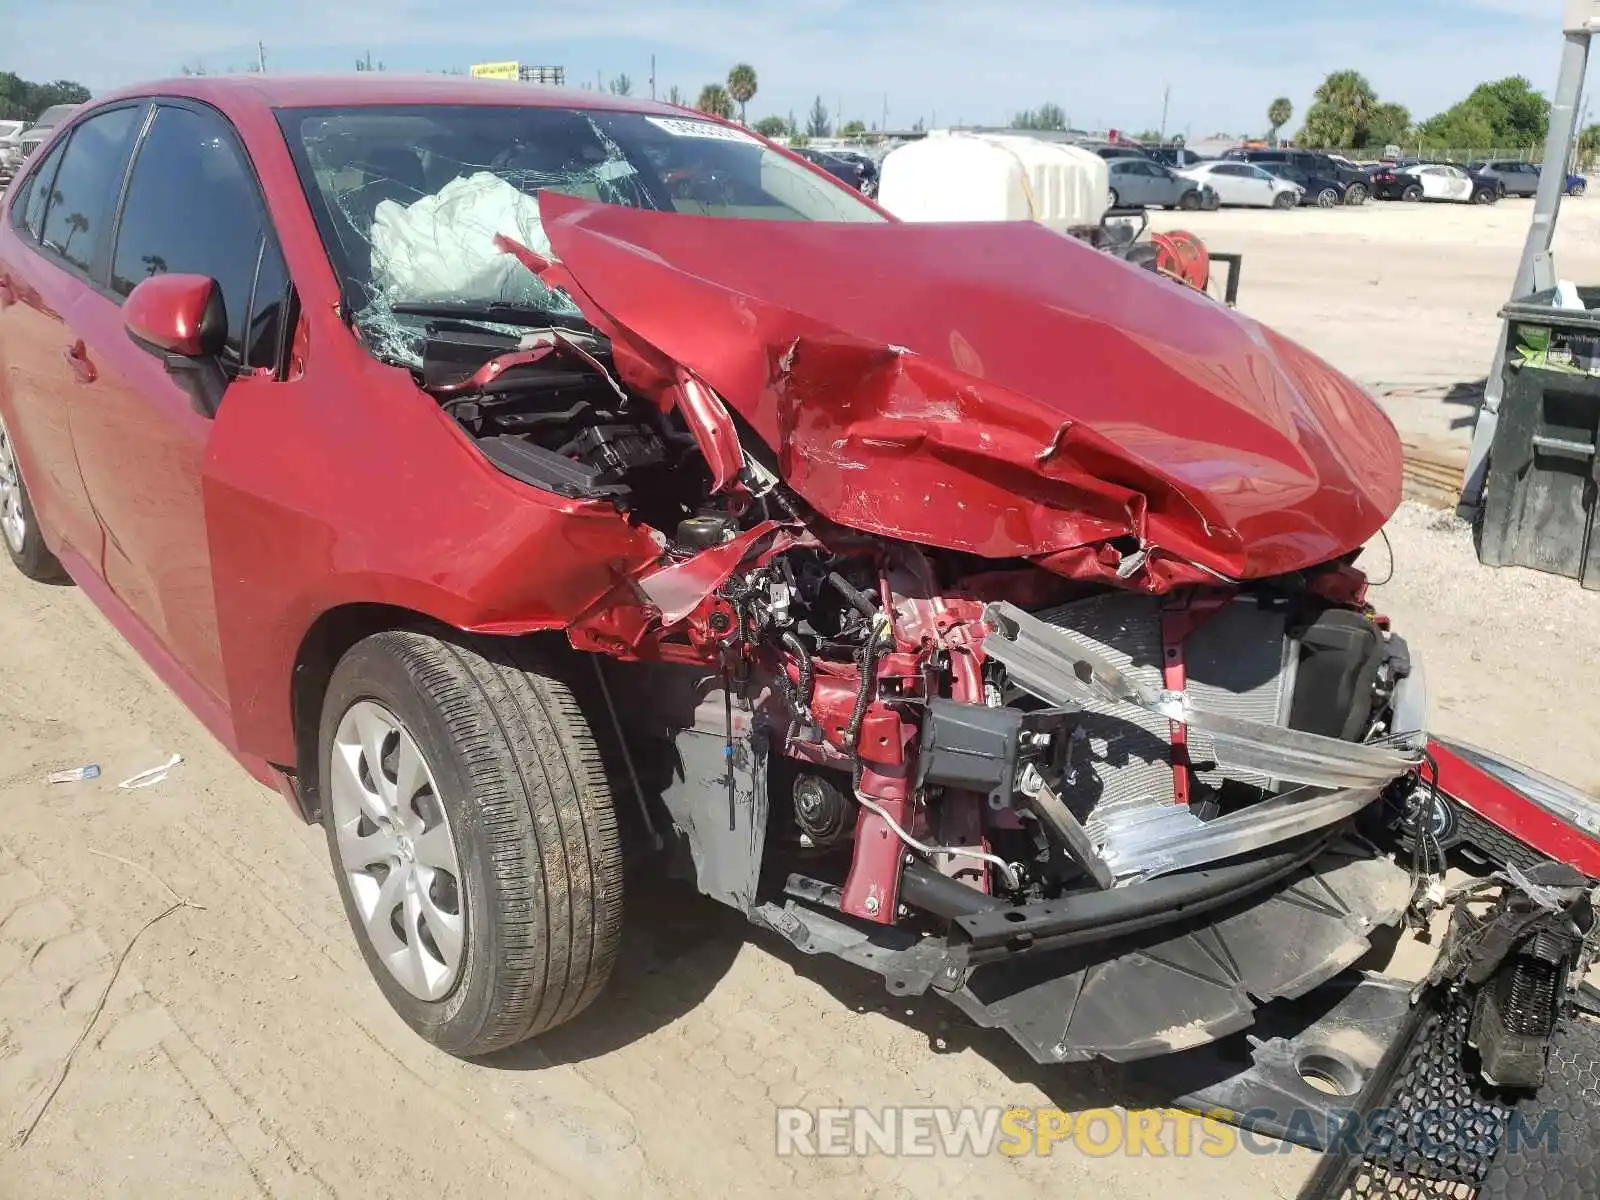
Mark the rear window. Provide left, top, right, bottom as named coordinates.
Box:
left=39, top=105, right=141, bottom=276
left=8, top=137, right=67, bottom=240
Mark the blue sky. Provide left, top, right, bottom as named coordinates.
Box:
left=5, top=0, right=1574, bottom=136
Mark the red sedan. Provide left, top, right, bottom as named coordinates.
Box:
left=0, top=75, right=1425, bottom=1065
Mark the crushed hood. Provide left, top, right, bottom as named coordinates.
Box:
left=537, top=193, right=1402, bottom=589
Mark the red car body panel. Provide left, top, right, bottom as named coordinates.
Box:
left=537, top=193, right=1403, bottom=590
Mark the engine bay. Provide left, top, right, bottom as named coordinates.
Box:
left=407, top=314, right=1428, bottom=940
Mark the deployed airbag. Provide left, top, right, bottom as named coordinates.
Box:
left=371, top=172, right=558, bottom=301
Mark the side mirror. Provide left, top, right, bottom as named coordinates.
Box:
left=124, top=274, right=226, bottom=358
left=123, top=274, right=230, bottom=418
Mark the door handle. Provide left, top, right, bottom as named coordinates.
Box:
left=62, top=340, right=97, bottom=384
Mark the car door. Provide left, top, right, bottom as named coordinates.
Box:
left=0, top=105, right=146, bottom=575
left=1113, top=161, right=1155, bottom=206
left=1239, top=164, right=1278, bottom=205
left=1441, top=166, right=1472, bottom=201
left=1203, top=164, right=1244, bottom=205
left=60, top=100, right=293, bottom=705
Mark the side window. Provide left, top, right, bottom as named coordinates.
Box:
left=111, top=104, right=291, bottom=370
left=39, top=106, right=141, bottom=276
left=9, top=137, right=67, bottom=241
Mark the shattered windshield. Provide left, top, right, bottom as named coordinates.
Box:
left=277, top=104, right=884, bottom=366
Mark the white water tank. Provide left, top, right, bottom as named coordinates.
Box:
left=876, top=131, right=1110, bottom=230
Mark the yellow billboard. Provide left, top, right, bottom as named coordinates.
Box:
left=469, top=62, right=520, bottom=80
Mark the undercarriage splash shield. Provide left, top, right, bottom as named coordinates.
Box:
left=943, top=838, right=1411, bottom=1063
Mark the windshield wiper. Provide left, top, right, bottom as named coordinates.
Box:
left=387, top=301, right=594, bottom=334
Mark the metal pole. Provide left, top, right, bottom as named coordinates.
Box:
left=650, top=54, right=656, bottom=100
left=257, top=41, right=266, bottom=73
left=1159, top=85, right=1170, bottom=143
left=1460, top=22, right=1593, bottom=517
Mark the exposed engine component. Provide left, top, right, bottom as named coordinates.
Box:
left=791, top=772, right=852, bottom=848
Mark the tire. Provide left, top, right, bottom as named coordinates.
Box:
left=1316, top=187, right=1340, bottom=208
left=1178, top=189, right=1201, bottom=211
left=1202, top=190, right=1221, bottom=211
left=319, top=630, right=624, bottom=1058
left=1107, top=188, right=1120, bottom=209
left=1572, top=180, right=1587, bottom=197
left=1273, top=190, right=1297, bottom=209
left=0, top=411, right=66, bottom=583
left=1402, top=184, right=1424, bottom=202
left=1475, top=187, right=1498, bottom=205
left=1344, top=182, right=1368, bottom=206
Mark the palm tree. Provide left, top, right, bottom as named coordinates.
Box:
left=696, top=84, right=734, bottom=120
left=1267, top=97, right=1292, bottom=144
left=727, top=63, right=758, bottom=125
left=1304, top=70, right=1377, bottom=147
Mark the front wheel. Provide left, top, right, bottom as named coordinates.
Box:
left=319, top=630, right=624, bottom=1058
left=1316, top=187, right=1340, bottom=208
left=1344, top=183, right=1368, bottom=206
left=1107, top=188, right=1120, bottom=209
left=1178, top=189, right=1201, bottom=211
left=1273, top=190, right=1297, bottom=209
left=1474, top=187, right=1497, bottom=205
left=1202, top=189, right=1221, bottom=211
left=1402, top=184, right=1424, bottom=202
left=1571, top=180, right=1587, bottom=197
left=0, top=411, right=66, bottom=583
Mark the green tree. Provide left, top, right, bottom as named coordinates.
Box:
left=1578, top=123, right=1600, bottom=168
left=696, top=84, right=734, bottom=119
left=0, top=75, right=91, bottom=120
left=727, top=63, right=758, bottom=125
left=1298, top=70, right=1377, bottom=146
left=1267, top=96, right=1292, bottom=143
left=806, top=95, right=831, bottom=138
left=839, top=119, right=867, bottom=137
left=1133, top=128, right=1162, bottom=143
left=754, top=115, right=790, bottom=139
left=1365, top=102, right=1412, bottom=148
left=608, top=73, right=633, bottom=96
left=1418, top=76, right=1549, bottom=150
left=1010, top=102, right=1067, bottom=131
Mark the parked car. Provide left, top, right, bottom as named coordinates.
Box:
left=794, top=146, right=867, bottom=191
left=1105, top=157, right=1205, bottom=209
left=1257, top=162, right=1348, bottom=208
left=1378, top=163, right=1499, bottom=205
left=1465, top=160, right=1541, bottom=198
left=1178, top=160, right=1302, bottom=207
left=0, top=76, right=1426, bottom=1068
left=827, top=149, right=879, bottom=196
left=0, top=121, right=24, bottom=179
left=16, top=103, right=79, bottom=162
left=1224, top=148, right=1370, bottom=204
left=1148, top=145, right=1211, bottom=169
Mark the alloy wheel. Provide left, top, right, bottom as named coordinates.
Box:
left=329, top=700, right=466, bottom=1001
left=0, top=418, right=27, bottom=555
left=1317, top=188, right=1340, bottom=208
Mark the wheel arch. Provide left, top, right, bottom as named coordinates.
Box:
left=285, top=600, right=588, bottom=822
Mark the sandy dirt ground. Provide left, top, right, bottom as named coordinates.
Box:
left=1, top=198, right=1598, bottom=1200
left=1152, top=193, right=1600, bottom=452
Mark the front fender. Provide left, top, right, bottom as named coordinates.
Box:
left=202, top=344, right=660, bottom=765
